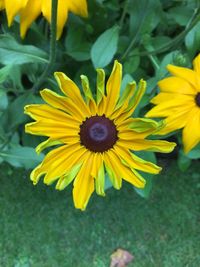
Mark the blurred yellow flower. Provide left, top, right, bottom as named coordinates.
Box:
left=24, top=61, right=175, bottom=210
left=2, top=0, right=88, bottom=39
left=146, top=54, right=200, bottom=153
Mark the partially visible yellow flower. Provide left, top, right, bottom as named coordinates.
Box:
left=0, top=0, right=5, bottom=10
left=2, top=0, right=88, bottom=39
left=24, top=61, right=175, bottom=210
left=146, top=54, right=200, bottom=153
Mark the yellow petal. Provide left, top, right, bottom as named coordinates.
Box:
left=158, top=77, right=196, bottom=95
left=104, top=154, right=122, bottom=190
left=40, top=89, right=85, bottom=121
left=167, top=64, right=200, bottom=90
left=56, top=163, right=82, bottom=191
left=114, top=145, right=161, bottom=174
left=95, top=161, right=105, bottom=196
left=54, top=72, right=91, bottom=117
left=43, top=145, right=89, bottom=185
left=68, top=0, right=88, bottom=17
left=25, top=120, right=79, bottom=142
left=35, top=138, right=63, bottom=155
left=120, top=139, right=176, bottom=153
left=105, top=61, right=122, bottom=116
left=118, top=122, right=163, bottom=140
left=127, top=117, right=164, bottom=134
left=0, top=0, right=5, bottom=10
left=115, top=81, right=136, bottom=110
left=91, top=153, right=103, bottom=178
left=146, top=95, right=194, bottom=118
left=182, top=108, right=200, bottom=153
left=30, top=163, right=45, bottom=185
left=96, top=68, right=105, bottom=105
left=109, top=81, right=136, bottom=122
left=105, top=149, right=145, bottom=188
left=81, top=75, right=97, bottom=115
left=97, top=95, right=107, bottom=116
left=73, top=153, right=94, bottom=210
left=114, top=79, right=146, bottom=125
left=157, top=108, right=191, bottom=135
left=128, top=79, right=146, bottom=113
left=193, top=53, right=200, bottom=75
left=20, top=0, right=41, bottom=38
left=150, top=92, right=181, bottom=104
left=5, top=0, right=28, bottom=26
left=42, top=0, right=69, bottom=40
left=24, top=104, right=80, bottom=125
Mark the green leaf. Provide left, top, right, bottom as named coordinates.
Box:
left=65, top=25, right=92, bottom=61
left=0, top=89, right=8, bottom=111
left=0, top=34, right=48, bottom=65
left=178, top=150, right=191, bottom=172
left=123, top=50, right=140, bottom=74
left=156, top=51, right=179, bottom=78
left=185, top=21, right=200, bottom=58
left=91, top=25, right=119, bottom=68
left=168, top=6, right=193, bottom=26
left=186, top=144, right=200, bottom=159
left=0, top=145, right=44, bottom=169
left=0, top=65, right=12, bottom=83
left=6, top=92, right=40, bottom=130
left=128, top=0, right=162, bottom=37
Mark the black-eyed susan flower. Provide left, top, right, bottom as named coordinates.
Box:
left=24, top=61, right=176, bottom=210
left=2, top=0, right=88, bottom=39
left=146, top=54, right=200, bottom=154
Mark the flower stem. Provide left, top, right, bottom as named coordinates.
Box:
left=119, top=0, right=129, bottom=28
left=32, top=0, right=58, bottom=93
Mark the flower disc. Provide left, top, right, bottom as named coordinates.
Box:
left=79, top=115, right=118, bottom=152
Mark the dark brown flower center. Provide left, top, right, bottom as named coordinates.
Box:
left=79, top=115, right=118, bottom=152
left=195, top=93, right=200, bottom=107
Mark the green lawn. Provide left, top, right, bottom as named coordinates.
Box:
left=0, top=160, right=199, bottom=267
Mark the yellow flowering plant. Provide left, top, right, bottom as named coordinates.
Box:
left=0, top=0, right=88, bottom=39
left=0, top=0, right=200, bottom=209
left=24, top=61, right=175, bottom=210
left=146, top=54, right=200, bottom=170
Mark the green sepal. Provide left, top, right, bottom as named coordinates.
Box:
left=95, top=164, right=105, bottom=196
left=56, top=163, right=82, bottom=191
left=81, top=75, right=94, bottom=104
left=96, top=68, right=105, bottom=104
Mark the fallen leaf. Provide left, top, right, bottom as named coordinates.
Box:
left=110, top=248, right=134, bottom=267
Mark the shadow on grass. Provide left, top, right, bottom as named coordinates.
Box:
left=0, top=160, right=199, bottom=267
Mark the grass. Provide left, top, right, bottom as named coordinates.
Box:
left=0, top=159, right=199, bottom=267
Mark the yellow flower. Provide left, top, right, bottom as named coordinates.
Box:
left=24, top=61, right=175, bottom=210
left=146, top=54, right=200, bottom=153
left=2, top=0, right=88, bottom=39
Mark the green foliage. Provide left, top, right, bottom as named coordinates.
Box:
left=0, top=35, right=48, bottom=65
left=0, top=0, right=200, bottom=195
left=91, top=25, right=120, bottom=68
left=0, top=145, right=44, bottom=169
